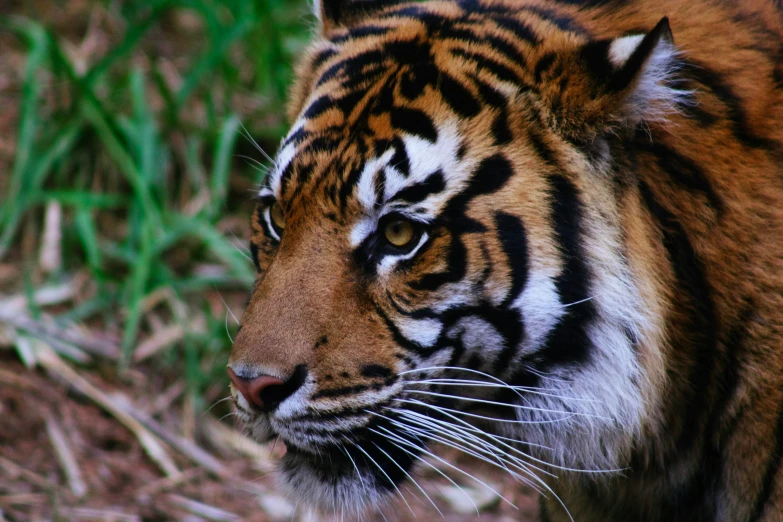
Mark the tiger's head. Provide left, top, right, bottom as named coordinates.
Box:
left=229, top=0, right=685, bottom=513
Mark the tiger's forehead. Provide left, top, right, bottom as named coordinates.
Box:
left=262, top=2, right=556, bottom=225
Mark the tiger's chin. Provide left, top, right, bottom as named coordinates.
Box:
left=242, top=416, right=418, bottom=515
left=277, top=443, right=392, bottom=515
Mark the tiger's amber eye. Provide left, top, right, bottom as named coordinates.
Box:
left=270, top=202, right=285, bottom=232
left=384, top=219, right=415, bottom=247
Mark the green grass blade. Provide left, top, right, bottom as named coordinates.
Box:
left=208, top=114, right=241, bottom=218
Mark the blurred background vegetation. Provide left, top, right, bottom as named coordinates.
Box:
left=1, top=0, right=312, bottom=396
left=0, top=0, right=322, bottom=519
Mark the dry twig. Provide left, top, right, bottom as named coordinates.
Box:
left=44, top=412, right=88, bottom=499
left=0, top=456, right=56, bottom=491
left=57, top=507, right=141, bottom=522
left=133, top=324, right=185, bottom=362
left=203, top=416, right=274, bottom=472
left=136, top=467, right=205, bottom=497
left=144, top=380, right=185, bottom=416
left=0, top=309, right=119, bottom=360
left=165, top=494, right=241, bottom=521
left=0, top=494, right=48, bottom=505
left=123, top=407, right=228, bottom=477
left=0, top=368, right=34, bottom=390
left=35, top=346, right=181, bottom=478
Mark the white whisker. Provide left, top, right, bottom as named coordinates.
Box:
left=400, top=400, right=626, bottom=475
left=216, top=291, right=240, bottom=325
left=404, top=389, right=610, bottom=420
left=404, top=378, right=599, bottom=403
left=395, top=398, right=575, bottom=425
left=390, top=409, right=556, bottom=481
left=368, top=425, right=518, bottom=510
left=559, top=295, right=599, bottom=308
left=371, top=441, right=444, bottom=517
left=351, top=442, right=416, bottom=517
left=240, top=122, right=275, bottom=163
left=378, top=410, right=553, bottom=498
left=202, top=396, right=233, bottom=416
left=375, top=432, right=480, bottom=516
left=387, top=407, right=576, bottom=522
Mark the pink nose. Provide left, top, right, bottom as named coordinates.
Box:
left=228, top=368, right=286, bottom=412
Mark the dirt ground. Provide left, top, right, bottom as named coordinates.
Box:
left=0, top=353, right=541, bottom=521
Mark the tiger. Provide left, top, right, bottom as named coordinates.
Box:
left=226, top=0, right=783, bottom=520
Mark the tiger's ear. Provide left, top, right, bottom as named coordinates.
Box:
left=315, top=0, right=404, bottom=34
left=541, top=17, right=686, bottom=143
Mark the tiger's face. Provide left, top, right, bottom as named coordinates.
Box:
left=229, top=0, right=681, bottom=513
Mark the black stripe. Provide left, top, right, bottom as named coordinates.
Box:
left=492, top=110, right=513, bottom=145
left=360, top=364, right=393, bottom=379
left=450, top=48, right=521, bottom=84
left=484, top=34, right=529, bottom=67
left=537, top=174, right=595, bottom=367
left=410, top=232, right=468, bottom=292
left=692, top=303, right=754, bottom=512
left=579, top=39, right=614, bottom=83
left=390, top=108, right=438, bottom=142
left=330, top=25, right=391, bottom=44
left=335, top=89, right=369, bottom=116
left=490, top=16, right=540, bottom=45
left=304, top=95, right=333, bottom=119
left=439, top=25, right=481, bottom=42
left=638, top=181, right=717, bottom=456
left=683, top=60, right=778, bottom=150
left=774, top=43, right=783, bottom=89
left=494, top=212, right=529, bottom=307
left=311, top=376, right=397, bottom=400
left=385, top=289, right=439, bottom=319
left=400, top=66, right=437, bottom=100
left=384, top=38, right=432, bottom=64
left=374, top=302, right=431, bottom=356
left=249, top=242, right=261, bottom=272
left=311, top=48, right=338, bottom=69
left=634, top=134, right=724, bottom=214
left=439, top=73, right=481, bottom=117
left=522, top=6, right=589, bottom=36
left=373, top=168, right=386, bottom=209
left=389, top=170, right=446, bottom=204
left=527, top=128, right=559, bottom=167
left=283, top=126, right=308, bottom=147
left=712, top=303, right=755, bottom=444
left=390, top=136, right=411, bottom=177
left=339, top=162, right=364, bottom=207
left=470, top=74, right=508, bottom=108
left=535, top=52, right=557, bottom=82
left=316, top=50, right=387, bottom=87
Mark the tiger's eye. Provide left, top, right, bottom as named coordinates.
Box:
left=270, top=202, right=285, bottom=232
left=384, top=219, right=415, bottom=247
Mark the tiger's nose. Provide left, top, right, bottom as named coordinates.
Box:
left=227, top=366, right=307, bottom=412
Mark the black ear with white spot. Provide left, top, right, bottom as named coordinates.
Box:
left=585, top=17, right=679, bottom=103
left=541, top=17, right=687, bottom=142
left=315, top=0, right=403, bottom=34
